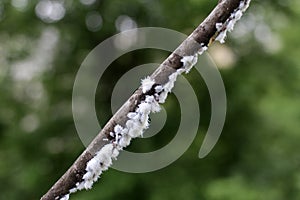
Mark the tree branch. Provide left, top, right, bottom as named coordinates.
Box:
left=41, top=0, right=251, bottom=199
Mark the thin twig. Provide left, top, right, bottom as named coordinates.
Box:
left=41, top=0, right=251, bottom=199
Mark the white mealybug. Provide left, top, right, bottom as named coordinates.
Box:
left=137, top=102, right=152, bottom=114
left=125, top=119, right=135, bottom=129
left=114, top=125, right=123, bottom=134
left=141, top=76, right=155, bottom=93
left=118, top=133, right=131, bottom=147
left=75, top=182, right=85, bottom=190
left=84, top=180, right=93, bottom=190
left=198, top=44, right=208, bottom=55
left=239, top=0, right=250, bottom=12
left=109, top=132, right=115, bottom=137
left=127, top=112, right=138, bottom=120
left=126, top=119, right=143, bottom=138
left=86, top=157, right=100, bottom=172
left=158, top=91, right=168, bottom=103
left=111, top=148, right=120, bottom=159
left=82, top=171, right=93, bottom=181
left=234, top=10, right=243, bottom=21
left=69, top=188, right=77, bottom=194
left=216, top=22, right=223, bottom=31
left=180, top=54, right=198, bottom=73
left=215, top=30, right=227, bottom=43
left=139, top=116, right=150, bottom=134
left=145, top=95, right=161, bottom=113
left=154, top=85, right=163, bottom=93
left=97, top=144, right=114, bottom=165
left=164, top=72, right=178, bottom=93
left=60, top=194, right=69, bottom=200
left=128, top=126, right=143, bottom=138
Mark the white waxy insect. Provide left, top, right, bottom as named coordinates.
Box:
left=141, top=76, right=155, bottom=93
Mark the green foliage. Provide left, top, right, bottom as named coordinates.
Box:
left=0, top=0, right=299, bottom=199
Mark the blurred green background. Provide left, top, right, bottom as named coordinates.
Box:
left=0, top=0, right=299, bottom=199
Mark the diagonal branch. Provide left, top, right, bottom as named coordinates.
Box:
left=41, top=0, right=251, bottom=199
